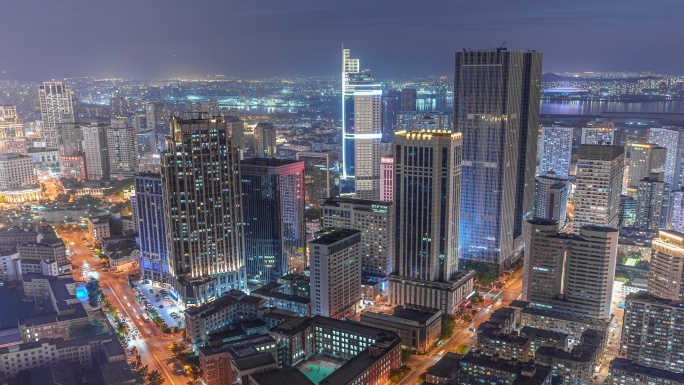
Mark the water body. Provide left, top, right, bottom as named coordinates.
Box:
left=541, top=100, right=684, bottom=115
left=0, top=286, right=35, bottom=328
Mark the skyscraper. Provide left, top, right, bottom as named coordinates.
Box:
left=539, top=126, right=572, bottom=179
left=56, top=122, right=83, bottom=157
left=455, top=49, right=543, bottom=270
left=162, top=116, right=244, bottom=306
left=628, top=143, right=666, bottom=189
left=254, top=122, right=277, bottom=158
left=573, top=145, right=625, bottom=232
left=107, top=117, right=139, bottom=176
left=39, top=81, right=74, bottom=151
left=634, top=173, right=669, bottom=230
left=320, top=197, right=394, bottom=278
left=380, top=155, right=393, bottom=202
left=534, top=171, right=568, bottom=230
left=309, top=228, right=362, bottom=319
left=81, top=122, right=110, bottom=180
left=648, top=126, right=684, bottom=188
left=581, top=121, right=614, bottom=145
left=0, top=105, right=24, bottom=138
left=400, top=88, right=417, bottom=112
left=522, top=219, right=566, bottom=304
left=389, top=130, right=475, bottom=315
left=669, top=188, right=684, bottom=232
left=240, top=158, right=306, bottom=283
left=340, top=48, right=382, bottom=196
left=296, top=151, right=340, bottom=233
left=649, top=230, right=684, bottom=301
left=134, top=173, right=168, bottom=284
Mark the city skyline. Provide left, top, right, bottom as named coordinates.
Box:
left=1, top=1, right=683, bottom=80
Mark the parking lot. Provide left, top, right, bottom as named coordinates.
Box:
left=133, top=282, right=184, bottom=329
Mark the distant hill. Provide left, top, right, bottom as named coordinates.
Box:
left=542, top=72, right=663, bottom=82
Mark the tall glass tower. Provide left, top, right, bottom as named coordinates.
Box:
left=341, top=48, right=382, bottom=196
left=455, top=49, right=543, bottom=271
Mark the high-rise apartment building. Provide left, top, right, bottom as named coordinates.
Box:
left=648, top=126, right=684, bottom=188
left=539, top=126, right=572, bottom=179
left=523, top=221, right=618, bottom=320
left=81, top=122, right=110, bottom=180
left=389, top=130, right=475, bottom=315
left=581, top=121, right=614, bottom=145
left=162, top=116, right=244, bottom=306
left=0, top=154, right=35, bottom=190
left=134, top=173, right=168, bottom=283
left=648, top=230, right=684, bottom=301
left=573, top=145, right=625, bottom=232
left=309, top=228, right=362, bottom=319
left=225, top=116, right=245, bottom=158
left=628, top=143, right=666, bottom=189
left=107, top=117, right=138, bottom=176
left=634, top=174, right=669, bottom=230
left=240, top=158, right=306, bottom=283
left=455, top=49, right=543, bottom=270
left=39, top=82, right=74, bottom=151
left=0, top=105, right=24, bottom=138
left=296, top=151, right=340, bottom=232
left=254, top=122, right=277, bottom=158
left=400, top=89, right=417, bottom=112
left=380, top=155, right=393, bottom=202
left=320, top=197, right=393, bottom=278
left=341, top=48, right=382, bottom=196
left=669, top=188, right=684, bottom=232
left=534, top=171, right=569, bottom=230
left=56, top=122, right=83, bottom=157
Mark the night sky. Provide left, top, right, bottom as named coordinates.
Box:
left=1, top=0, right=682, bottom=79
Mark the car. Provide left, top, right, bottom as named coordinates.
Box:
left=159, top=305, right=164, bottom=308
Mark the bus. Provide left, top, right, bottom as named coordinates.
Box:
left=141, top=313, right=151, bottom=323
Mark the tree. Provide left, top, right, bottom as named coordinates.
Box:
left=169, top=342, right=183, bottom=357
left=147, top=370, right=164, bottom=385
left=184, top=365, right=202, bottom=382
left=132, top=363, right=148, bottom=384
left=463, top=315, right=472, bottom=322
left=85, top=278, right=104, bottom=307
left=471, top=309, right=479, bottom=316
left=401, top=346, right=411, bottom=362
left=455, top=344, right=470, bottom=354
left=439, top=315, right=455, bottom=340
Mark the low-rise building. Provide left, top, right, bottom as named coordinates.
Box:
left=360, top=306, right=441, bottom=353
left=185, top=291, right=265, bottom=346
left=252, top=282, right=311, bottom=317
left=519, top=326, right=569, bottom=356
left=199, top=334, right=279, bottom=385
left=606, top=358, right=684, bottom=385
left=521, top=307, right=610, bottom=346
left=248, top=367, right=314, bottom=385
left=86, top=214, right=111, bottom=245
left=319, top=334, right=401, bottom=385
left=312, top=316, right=400, bottom=360
left=268, top=316, right=314, bottom=367
left=476, top=328, right=530, bottom=362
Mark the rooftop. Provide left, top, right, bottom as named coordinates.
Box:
left=320, top=337, right=401, bottom=385
left=233, top=352, right=277, bottom=371
left=309, top=228, right=361, bottom=246
left=610, top=358, right=684, bottom=381
left=536, top=343, right=598, bottom=363
left=185, top=291, right=264, bottom=317
left=100, top=360, right=136, bottom=384
left=313, top=316, right=400, bottom=341
left=241, top=157, right=302, bottom=168
left=520, top=326, right=568, bottom=341
left=270, top=316, right=314, bottom=336
left=321, top=197, right=392, bottom=208
left=250, top=367, right=315, bottom=385
left=426, top=352, right=461, bottom=378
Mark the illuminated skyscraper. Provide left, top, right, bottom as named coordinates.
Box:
left=39, top=81, right=74, bottom=151
left=581, top=121, right=614, bottom=145
left=628, top=143, right=666, bottom=189
left=162, top=116, right=244, bottom=306
left=634, top=173, right=669, bottom=231
left=400, top=88, right=417, bottom=112
left=539, top=126, right=572, bottom=179
left=649, top=230, right=684, bottom=301
left=648, top=126, right=684, bottom=189
left=340, top=47, right=382, bottom=196
left=380, top=155, right=393, bottom=202
left=573, top=145, right=625, bottom=232
left=106, top=117, right=139, bottom=176
left=134, top=173, right=168, bottom=283
left=389, top=130, right=475, bottom=315
left=296, top=151, right=340, bottom=234
left=534, top=171, right=568, bottom=230
left=455, top=49, right=543, bottom=270
left=81, top=122, right=110, bottom=180
left=669, top=188, right=684, bottom=232
left=254, top=122, right=277, bottom=158
left=240, top=158, right=306, bottom=283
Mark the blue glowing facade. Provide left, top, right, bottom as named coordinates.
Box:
left=134, top=173, right=169, bottom=283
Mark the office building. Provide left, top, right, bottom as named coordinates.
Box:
left=573, top=145, right=625, bottom=232
left=340, top=48, right=382, bottom=195
left=0, top=154, right=35, bottom=190
left=0, top=137, right=27, bottom=155
left=400, top=88, right=417, bottom=111
left=539, top=126, right=572, bottom=179
left=241, top=158, right=306, bottom=283
left=534, top=171, right=568, bottom=229
left=309, top=228, right=362, bottom=319
left=106, top=117, right=138, bottom=175
left=390, top=130, right=475, bottom=315
left=380, top=155, right=393, bottom=202
left=162, top=116, right=245, bottom=306
left=628, top=143, right=666, bottom=189
left=225, top=115, right=246, bottom=158
left=634, top=174, right=669, bottom=230
left=320, top=197, right=393, bottom=278
left=649, top=126, right=684, bottom=188
left=523, top=221, right=618, bottom=320
left=621, top=195, right=638, bottom=228
left=254, top=122, right=277, bottom=158
left=455, top=49, right=543, bottom=270
left=522, top=220, right=566, bottom=305
left=39, top=81, right=74, bottom=151
left=81, top=122, right=110, bottom=180
left=55, top=122, right=82, bottom=157
left=360, top=306, right=442, bottom=354
left=295, top=151, right=339, bottom=231
left=606, top=358, right=684, bottom=385
left=382, top=90, right=400, bottom=142
left=134, top=173, right=168, bottom=284
left=0, top=105, right=24, bottom=138
left=670, top=188, right=684, bottom=232
left=648, top=230, right=684, bottom=301
left=581, top=121, right=614, bottom=145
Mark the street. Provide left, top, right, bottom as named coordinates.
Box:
left=399, top=271, right=524, bottom=385
left=58, top=228, right=186, bottom=385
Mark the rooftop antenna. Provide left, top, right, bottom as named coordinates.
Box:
left=498, top=41, right=507, bottom=51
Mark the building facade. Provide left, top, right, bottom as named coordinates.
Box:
left=534, top=172, right=568, bottom=229
left=634, top=174, right=669, bottom=230
left=628, top=143, right=666, bottom=189
left=106, top=117, right=138, bottom=176
left=134, top=173, right=168, bottom=284
left=539, top=126, right=572, bottom=179
left=0, top=154, right=35, bottom=190
left=581, top=121, right=614, bottom=145
left=296, top=151, right=340, bottom=234
left=649, top=126, right=684, bottom=189
left=456, top=49, right=543, bottom=270
left=254, top=122, right=277, bottom=158
left=81, top=122, right=110, bottom=180
left=39, top=81, right=74, bottom=151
